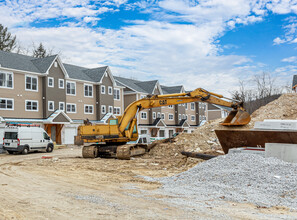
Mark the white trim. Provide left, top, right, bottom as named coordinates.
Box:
left=191, top=115, right=195, bottom=121
left=0, top=66, right=42, bottom=76
left=153, top=112, right=156, bottom=119
left=113, top=107, right=121, bottom=115
left=59, top=79, right=64, bottom=89
left=84, top=104, right=94, bottom=114
left=48, top=101, right=54, bottom=111
left=25, top=75, right=38, bottom=92
left=84, top=83, right=93, bottom=98
left=59, top=102, right=65, bottom=111
left=108, top=86, right=113, bottom=95
left=114, top=88, right=120, bottom=100
left=66, top=103, right=76, bottom=113
left=168, top=113, right=174, bottom=120
left=48, top=77, right=54, bottom=88
left=0, top=97, right=14, bottom=110
left=108, top=105, right=113, bottom=114
left=66, top=81, right=76, bottom=96
left=0, top=70, right=14, bottom=89
left=161, top=113, right=165, bottom=120
left=191, top=102, right=195, bottom=110
left=101, top=105, right=106, bottom=114
left=99, top=67, right=116, bottom=86
left=25, top=100, right=38, bottom=112
left=101, top=85, right=106, bottom=94
left=141, top=112, right=147, bottom=119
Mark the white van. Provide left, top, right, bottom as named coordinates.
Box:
left=3, top=126, right=54, bottom=154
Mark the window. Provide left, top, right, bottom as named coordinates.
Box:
left=168, top=105, right=173, bottom=108
left=25, top=100, right=38, bottom=111
left=48, top=101, right=54, bottom=111
left=84, top=105, right=94, bottom=114
left=66, top=81, right=76, bottom=95
left=159, top=130, right=165, bottom=137
left=66, top=103, right=76, bottom=113
left=101, top=85, right=105, bottom=94
left=179, top=114, right=181, bottom=120
left=182, top=114, right=186, bottom=119
left=114, top=89, right=120, bottom=100
left=191, top=115, right=195, bottom=121
left=113, top=107, right=121, bottom=115
left=141, top=130, right=147, bottom=135
left=0, top=98, right=13, bottom=110
left=108, top=86, right=113, bottom=95
left=0, top=72, right=13, bottom=88
left=161, top=113, right=165, bottom=119
left=59, top=79, right=64, bottom=89
left=191, top=103, right=195, bottom=110
left=108, top=106, right=113, bottom=113
left=185, top=103, right=188, bottom=110
left=54, top=61, right=58, bottom=68
left=48, top=77, right=54, bottom=88
left=101, top=105, right=106, bottom=114
left=59, top=102, right=65, bottom=111
left=168, top=114, right=174, bottom=120
left=25, top=75, right=38, bottom=91
left=153, top=112, right=156, bottom=119
left=141, top=112, right=147, bottom=119
left=84, top=84, right=93, bottom=97
left=157, top=112, right=161, bottom=118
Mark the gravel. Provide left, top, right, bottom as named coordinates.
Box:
left=157, top=153, right=297, bottom=209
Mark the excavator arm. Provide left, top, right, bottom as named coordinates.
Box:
left=118, top=88, right=251, bottom=135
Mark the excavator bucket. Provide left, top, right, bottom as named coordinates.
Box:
left=220, top=110, right=251, bottom=126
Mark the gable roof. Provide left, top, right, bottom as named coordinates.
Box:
left=135, top=80, right=159, bottom=94
left=31, top=55, right=57, bottom=73
left=161, top=85, right=184, bottom=94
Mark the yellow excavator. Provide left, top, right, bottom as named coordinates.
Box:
left=77, top=88, right=251, bottom=159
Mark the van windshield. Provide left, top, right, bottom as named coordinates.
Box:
left=4, top=132, right=18, bottom=139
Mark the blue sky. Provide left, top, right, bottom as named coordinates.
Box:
left=1, top=0, right=297, bottom=95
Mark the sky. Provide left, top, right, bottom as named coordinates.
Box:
left=1, top=0, right=297, bottom=95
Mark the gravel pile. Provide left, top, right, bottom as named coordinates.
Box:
left=158, top=153, right=297, bottom=209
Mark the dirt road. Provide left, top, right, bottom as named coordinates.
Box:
left=0, top=147, right=296, bottom=219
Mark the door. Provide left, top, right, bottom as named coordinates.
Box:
left=169, top=130, right=174, bottom=138
left=63, top=127, right=77, bottom=144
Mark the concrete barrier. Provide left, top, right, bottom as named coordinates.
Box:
left=254, top=120, right=297, bottom=130
left=265, top=143, right=297, bottom=163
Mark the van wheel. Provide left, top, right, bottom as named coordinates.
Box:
left=46, top=144, right=54, bottom=153
left=22, top=146, right=29, bottom=155
left=7, top=150, right=14, bottom=155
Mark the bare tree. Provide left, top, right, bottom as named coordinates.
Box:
left=0, top=24, right=17, bottom=52
left=32, top=43, right=49, bottom=58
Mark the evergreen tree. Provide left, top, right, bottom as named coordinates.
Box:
left=33, top=43, right=48, bottom=58
left=0, top=24, right=17, bottom=52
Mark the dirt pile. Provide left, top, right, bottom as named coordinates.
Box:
left=146, top=93, right=297, bottom=165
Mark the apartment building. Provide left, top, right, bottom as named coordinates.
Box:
left=206, top=103, right=230, bottom=121
left=0, top=51, right=124, bottom=144
left=115, top=76, right=207, bottom=139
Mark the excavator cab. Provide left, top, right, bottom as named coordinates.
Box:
left=220, top=109, right=251, bottom=126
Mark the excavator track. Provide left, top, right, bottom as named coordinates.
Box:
left=82, top=145, right=98, bottom=158
left=116, top=144, right=146, bottom=160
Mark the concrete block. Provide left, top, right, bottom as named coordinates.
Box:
left=228, top=147, right=265, bottom=156
left=265, top=143, right=297, bottom=163
left=254, top=120, right=297, bottom=130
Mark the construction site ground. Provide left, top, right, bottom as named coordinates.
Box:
left=0, top=147, right=296, bottom=220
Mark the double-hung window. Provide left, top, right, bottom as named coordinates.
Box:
left=108, top=106, right=113, bottom=113
left=84, top=105, right=93, bottom=114
left=101, top=105, right=106, bottom=114
left=113, top=107, right=121, bottom=115
left=191, top=103, right=195, bottom=110
left=66, top=103, right=76, bottom=113
left=84, top=84, right=93, bottom=97
left=48, top=101, right=54, bottom=111
left=114, top=89, right=120, bottom=100
left=101, top=85, right=105, bottom=94
left=26, top=100, right=38, bottom=111
left=0, top=71, right=13, bottom=88
left=168, top=114, right=174, bottom=120
left=59, top=102, right=65, bottom=111
left=48, top=77, right=54, bottom=87
left=59, top=79, right=64, bottom=89
left=108, top=86, right=113, bottom=95
left=66, top=81, right=76, bottom=95
left=25, top=75, right=38, bottom=91
left=0, top=98, right=13, bottom=110
left=141, top=112, right=147, bottom=119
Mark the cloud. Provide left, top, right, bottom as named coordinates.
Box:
left=282, top=56, right=297, bottom=63
left=2, top=0, right=297, bottom=95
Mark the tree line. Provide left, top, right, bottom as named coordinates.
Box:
left=0, top=23, right=51, bottom=58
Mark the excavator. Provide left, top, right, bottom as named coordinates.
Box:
left=77, top=88, right=251, bottom=159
